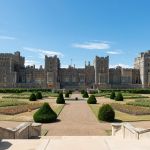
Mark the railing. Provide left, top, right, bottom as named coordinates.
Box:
left=112, top=122, right=150, bottom=140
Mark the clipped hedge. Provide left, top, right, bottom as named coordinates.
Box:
left=110, top=91, right=116, bottom=99
left=65, top=92, right=69, bottom=98
left=56, top=93, right=65, bottom=104
left=87, top=95, right=97, bottom=104
left=115, top=92, right=123, bottom=101
left=33, top=103, right=57, bottom=123
left=36, top=92, right=43, bottom=99
left=83, top=91, right=89, bottom=98
left=29, top=93, right=37, bottom=101
left=98, top=104, right=115, bottom=122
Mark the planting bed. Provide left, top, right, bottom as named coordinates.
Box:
left=0, top=103, right=43, bottom=115
left=111, top=103, right=150, bottom=115
left=127, top=99, right=150, bottom=107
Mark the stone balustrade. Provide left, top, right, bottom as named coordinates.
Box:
left=0, top=122, right=41, bottom=139
left=112, top=122, right=150, bottom=140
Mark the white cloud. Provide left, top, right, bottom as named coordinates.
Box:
left=0, top=35, right=16, bottom=40
left=73, top=41, right=110, bottom=50
left=110, top=64, right=132, bottom=68
left=23, top=47, right=64, bottom=58
left=106, top=51, right=121, bottom=55
left=61, top=64, right=69, bottom=68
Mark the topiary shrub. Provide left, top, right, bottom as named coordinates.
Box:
left=83, top=91, right=89, bottom=98
left=81, top=90, right=85, bottom=94
left=65, top=92, right=69, bottom=98
left=29, top=93, right=37, bottom=101
left=75, top=97, right=78, bottom=100
left=56, top=93, right=65, bottom=104
left=33, top=102, right=57, bottom=123
left=87, top=95, right=97, bottom=104
left=36, top=92, right=43, bottom=99
left=98, top=104, right=115, bottom=122
left=110, top=91, right=116, bottom=99
left=115, top=92, right=124, bottom=101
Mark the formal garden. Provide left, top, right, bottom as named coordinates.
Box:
left=0, top=89, right=64, bottom=122
left=88, top=90, right=150, bottom=122
left=0, top=88, right=150, bottom=136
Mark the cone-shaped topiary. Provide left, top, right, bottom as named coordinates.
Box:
left=83, top=91, right=89, bottom=98
left=98, top=104, right=115, bottom=122
left=115, top=92, right=124, bottom=101
left=36, top=92, right=43, bottom=99
left=33, top=102, right=57, bottom=123
left=65, top=92, right=69, bottom=98
left=81, top=90, right=85, bottom=94
left=56, top=93, right=65, bottom=104
left=87, top=95, right=97, bottom=104
left=110, top=91, right=116, bottom=99
left=29, top=93, right=37, bottom=101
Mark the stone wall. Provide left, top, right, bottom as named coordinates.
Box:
left=0, top=122, right=41, bottom=139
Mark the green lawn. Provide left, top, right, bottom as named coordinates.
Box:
left=94, top=92, right=149, bottom=99
left=0, top=99, right=28, bottom=107
left=54, top=104, right=65, bottom=115
left=89, top=104, right=150, bottom=122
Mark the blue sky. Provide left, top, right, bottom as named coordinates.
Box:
left=0, top=0, right=150, bottom=68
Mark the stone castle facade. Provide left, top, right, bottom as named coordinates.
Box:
left=0, top=50, right=150, bottom=89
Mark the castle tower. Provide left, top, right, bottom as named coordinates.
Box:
left=134, top=50, right=150, bottom=88
left=94, top=56, right=109, bottom=85
left=45, top=55, right=60, bottom=88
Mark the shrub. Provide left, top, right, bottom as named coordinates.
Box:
left=115, top=92, right=123, bottom=101
left=87, top=95, right=97, bottom=104
left=98, top=104, right=115, bottom=122
left=110, top=91, right=116, bottom=99
left=83, top=91, right=89, bottom=98
left=36, top=92, right=43, bottom=99
left=33, top=103, right=57, bottom=123
left=56, top=93, right=65, bottom=104
left=65, top=92, right=69, bottom=98
left=75, top=97, right=78, bottom=100
left=29, top=93, right=37, bottom=101
left=81, top=90, right=85, bottom=94
left=69, top=90, right=72, bottom=94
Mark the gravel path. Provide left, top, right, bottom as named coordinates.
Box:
left=43, top=94, right=111, bottom=136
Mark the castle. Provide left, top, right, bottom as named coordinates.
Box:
left=0, top=50, right=150, bottom=89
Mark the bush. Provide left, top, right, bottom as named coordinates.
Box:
left=110, top=91, right=116, bottom=99
left=115, top=92, right=123, bottom=101
left=81, top=90, right=85, bottom=94
left=87, top=95, right=97, bottom=104
left=36, top=92, right=43, bottom=99
left=29, top=93, right=37, bottom=101
left=33, top=103, right=57, bottom=123
left=83, top=91, right=89, bottom=98
left=98, top=104, right=115, bottom=122
left=75, top=97, right=78, bottom=100
left=65, top=92, right=69, bottom=98
left=56, top=93, right=65, bottom=104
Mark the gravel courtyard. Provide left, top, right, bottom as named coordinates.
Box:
left=43, top=93, right=111, bottom=136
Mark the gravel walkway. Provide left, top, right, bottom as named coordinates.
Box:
left=43, top=94, right=111, bottom=136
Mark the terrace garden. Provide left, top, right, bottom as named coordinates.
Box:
left=0, top=91, right=64, bottom=122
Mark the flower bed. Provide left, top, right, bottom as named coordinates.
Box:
left=111, top=103, right=150, bottom=115
left=127, top=99, right=150, bottom=107
left=0, top=103, right=43, bottom=115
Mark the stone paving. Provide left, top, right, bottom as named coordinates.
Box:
left=1, top=136, right=150, bottom=150
left=43, top=93, right=111, bottom=136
